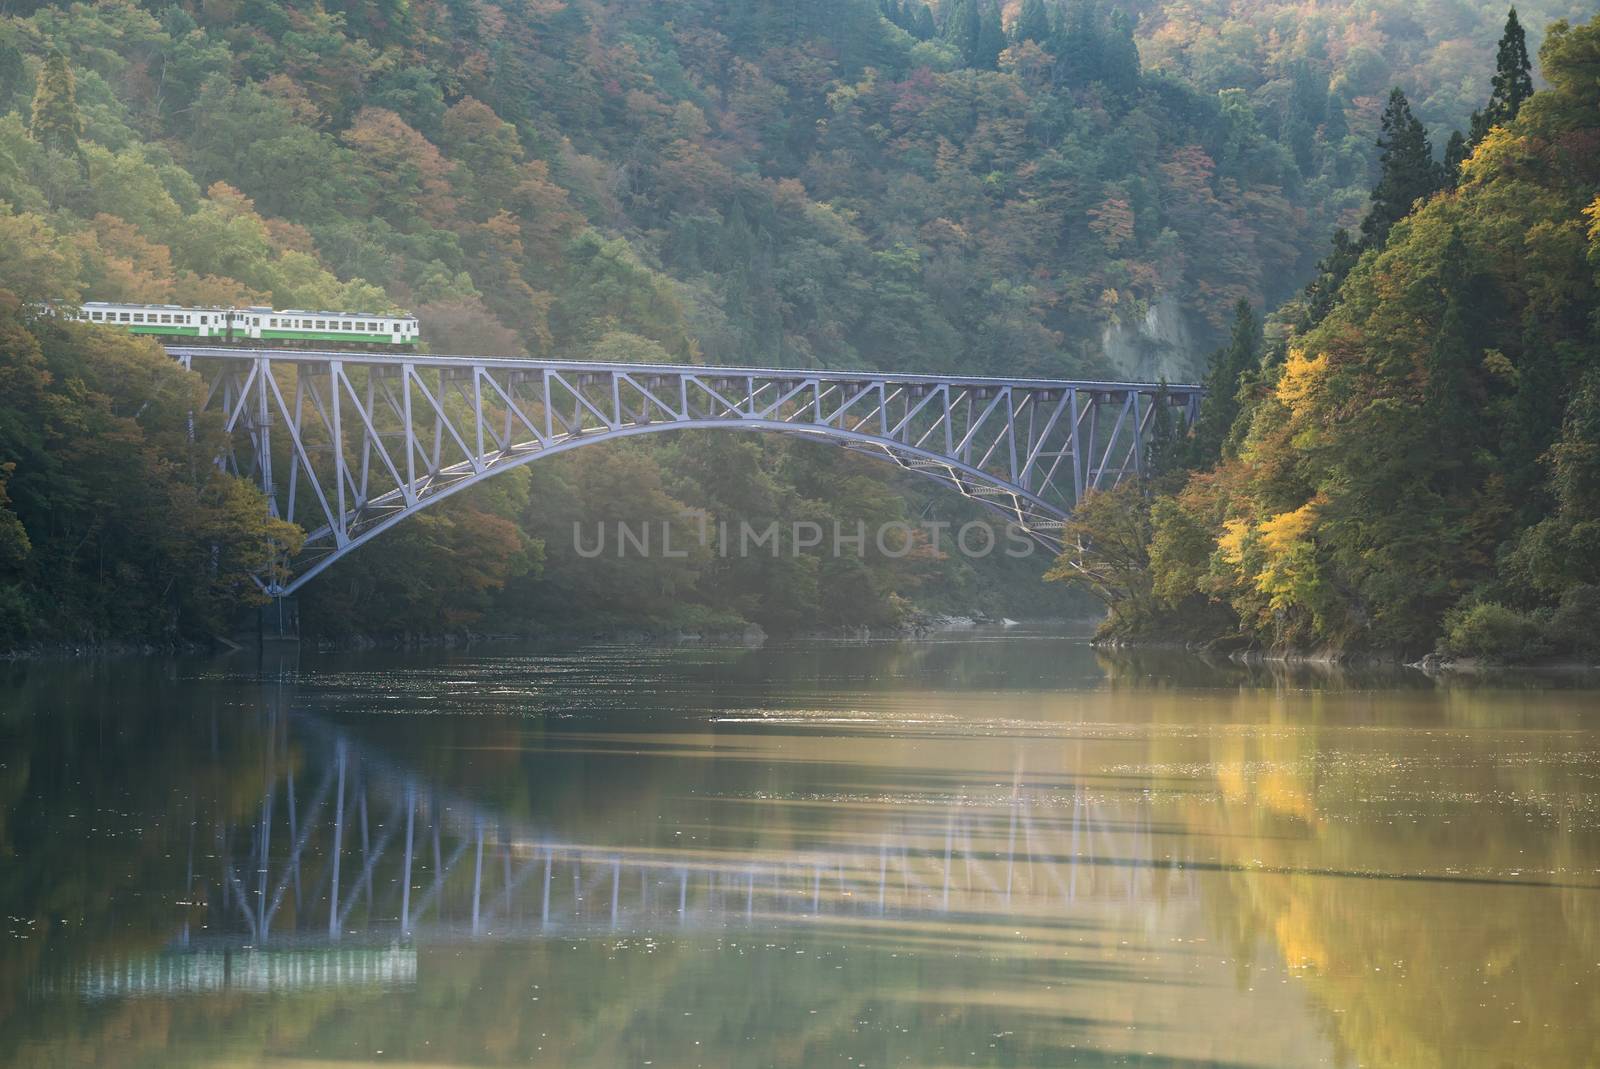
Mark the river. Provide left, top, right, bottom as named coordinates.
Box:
left=1, top=630, right=1597, bottom=1067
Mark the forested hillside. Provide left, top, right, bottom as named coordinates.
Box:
left=0, top=0, right=1589, bottom=647
left=1053, top=12, right=1600, bottom=661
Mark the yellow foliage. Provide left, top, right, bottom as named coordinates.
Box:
left=1217, top=517, right=1251, bottom=566
left=1258, top=502, right=1317, bottom=556
left=1275, top=348, right=1327, bottom=412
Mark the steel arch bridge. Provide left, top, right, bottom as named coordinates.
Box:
left=170, top=347, right=1202, bottom=596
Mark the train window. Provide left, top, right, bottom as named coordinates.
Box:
left=200, top=315, right=208, bottom=325
left=133, top=313, right=144, bottom=322
left=120, top=313, right=130, bottom=322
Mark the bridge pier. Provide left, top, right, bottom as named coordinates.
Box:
left=259, top=597, right=300, bottom=643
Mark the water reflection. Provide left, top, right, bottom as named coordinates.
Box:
left=2, top=634, right=1598, bottom=1067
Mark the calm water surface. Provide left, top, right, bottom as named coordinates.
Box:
left=2, top=631, right=1598, bottom=1067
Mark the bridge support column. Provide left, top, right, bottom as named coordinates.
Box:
left=259, top=597, right=300, bottom=643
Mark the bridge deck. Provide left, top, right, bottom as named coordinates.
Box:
left=167, top=345, right=1203, bottom=394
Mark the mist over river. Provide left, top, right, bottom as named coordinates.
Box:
left=2, top=630, right=1598, bottom=1067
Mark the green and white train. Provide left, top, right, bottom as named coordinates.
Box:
left=69, top=301, right=420, bottom=348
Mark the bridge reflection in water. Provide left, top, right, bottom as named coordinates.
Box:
left=80, top=709, right=1198, bottom=998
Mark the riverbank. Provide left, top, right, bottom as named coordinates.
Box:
left=0, top=608, right=1063, bottom=660
left=1092, top=634, right=1600, bottom=675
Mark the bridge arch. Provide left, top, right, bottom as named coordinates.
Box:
left=170, top=348, right=1201, bottom=595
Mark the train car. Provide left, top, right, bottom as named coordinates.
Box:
left=70, top=302, right=420, bottom=348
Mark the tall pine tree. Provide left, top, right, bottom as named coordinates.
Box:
left=1359, top=88, right=1443, bottom=250
left=974, top=0, right=1006, bottom=69
left=1186, top=300, right=1260, bottom=467
left=29, top=51, right=80, bottom=157
left=1013, top=0, right=1050, bottom=46
left=1053, top=0, right=1101, bottom=88
left=1424, top=228, right=1494, bottom=494
left=1469, top=8, right=1535, bottom=145
left=941, top=0, right=981, bottom=65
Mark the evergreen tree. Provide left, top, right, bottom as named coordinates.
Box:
left=1102, top=9, right=1141, bottom=96
left=29, top=51, right=81, bottom=157
left=1187, top=300, right=1260, bottom=467
left=1469, top=8, right=1535, bottom=145
left=913, top=2, right=936, bottom=40
left=1013, top=0, right=1050, bottom=46
left=1359, top=88, right=1442, bottom=250
left=1298, top=230, right=1360, bottom=332
left=1322, top=90, right=1349, bottom=143
left=941, top=0, right=981, bottom=65
left=0, top=42, right=25, bottom=114
left=1550, top=367, right=1600, bottom=523
left=1424, top=228, right=1492, bottom=492
left=974, top=0, right=1007, bottom=70
left=1145, top=380, right=1186, bottom=483
left=1053, top=0, right=1100, bottom=88
left=1443, top=129, right=1468, bottom=184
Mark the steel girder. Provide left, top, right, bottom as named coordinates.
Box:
left=169, top=347, right=1202, bottom=595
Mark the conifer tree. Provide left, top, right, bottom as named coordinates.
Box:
left=1186, top=300, right=1260, bottom=467
left=0, top=42, right=25, bottom=114
left=1054, top=0, right=1100, bottom=88
left=974, top=0, right=1007, bottom=69
left=1443, top=129, right=1469, bottom=185
left=1145, top=380, right=1186, bottom=482
left=1425, top=228, right=1492, bottom=491
left=941, top=0, right=981, bottom=65
left=1359, top=88, right=1442, bottom=250
left=1298, top=230, right=1360, bottom=331
left=29, top=51, right=80, bottom=157
left=913, top=2, right=936, bottom=40
left=1013, top=0, right=1050, bottom=46
left=1469, top=8, right=1535, bottom=144
left=1102, top=9, right=1140, bottom=95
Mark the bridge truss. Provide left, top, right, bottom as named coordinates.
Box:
left=170, top=348, right=1202, bottom=595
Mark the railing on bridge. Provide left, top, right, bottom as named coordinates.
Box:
left=168, top=348, right=1201, bottom=595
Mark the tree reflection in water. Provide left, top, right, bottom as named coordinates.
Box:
left=1, top=636, right=1597, bottom=1067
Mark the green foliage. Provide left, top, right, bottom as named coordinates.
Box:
left=6, top=0, right=1587, bottom=645
left=0, top=296, right=299, bottom=645
left=1547, top=584, right=1600, bottom=658
left=1051, top=14, right=1600, bottom=660
left=1470, top=8, right=1536, bottom=144
left=1186, top=299, right=1259, bottom=467
left=28, top=51, right=80, bottom=157
left=1359, top=88, right=1443, bottom=249
left=1013, top=0, right=1050, bottom=46
left=1440, top=602, right=1548, bottom=662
